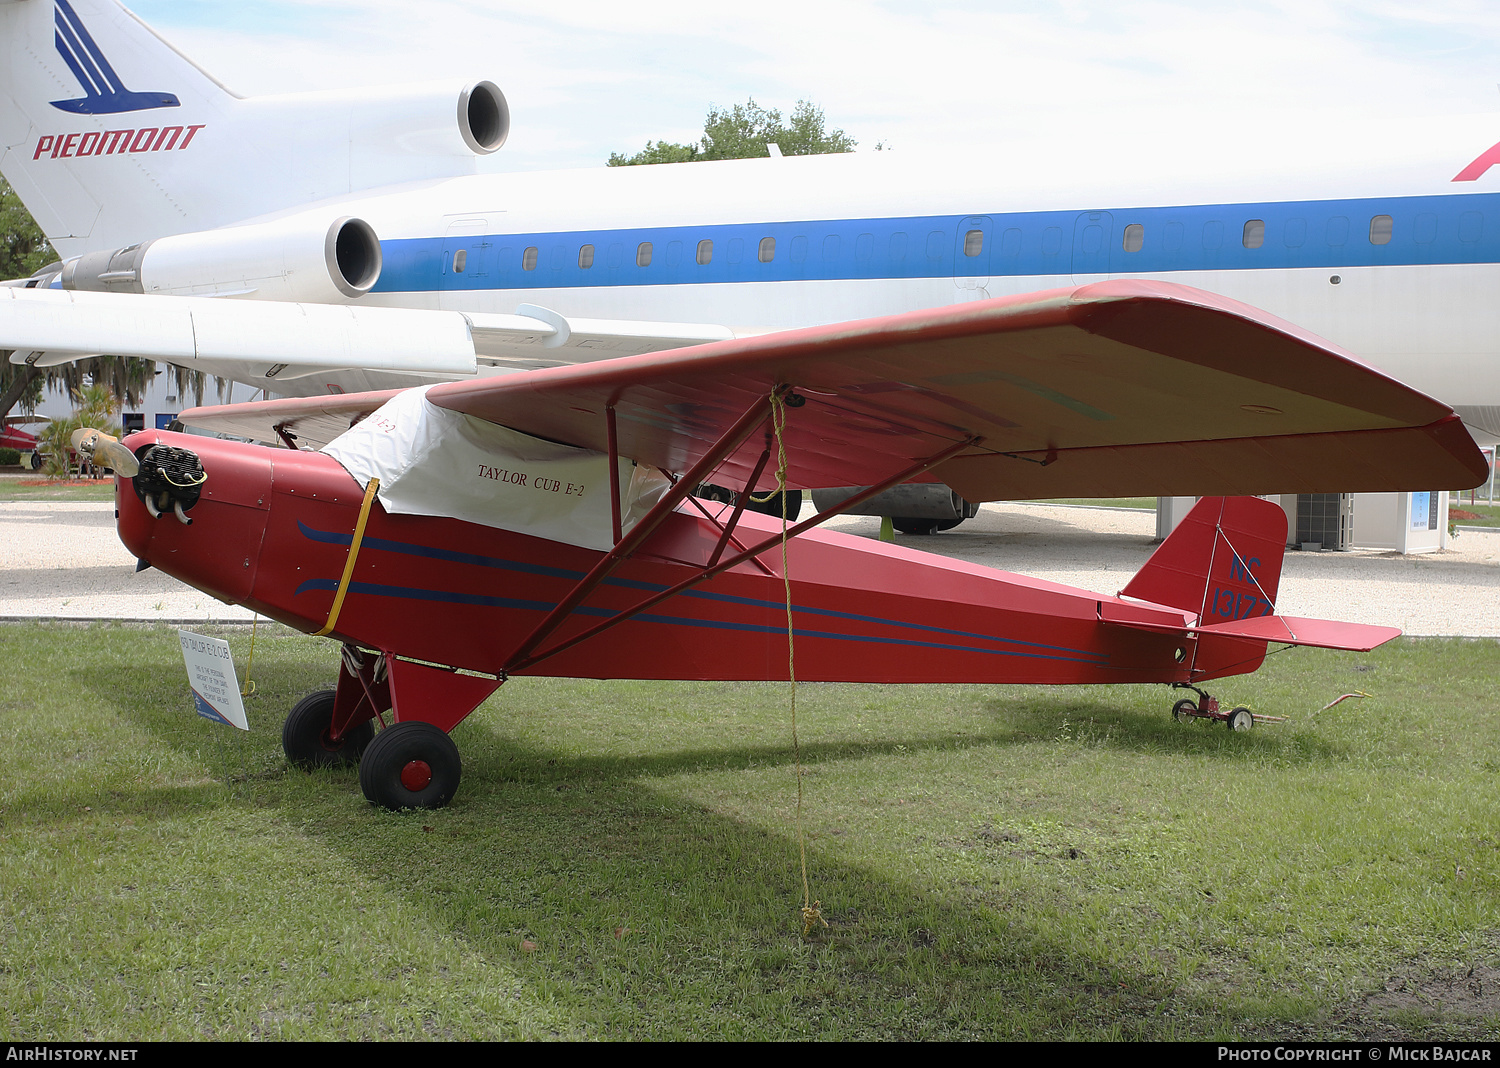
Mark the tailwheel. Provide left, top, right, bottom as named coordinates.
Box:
left=359, top=721, right=462, bottom=810
left=1171, top=698, right=1197, bottom=724
left=282, top=689, right=375, bottom=768
left=1227, top=707, right=1254, bottom=732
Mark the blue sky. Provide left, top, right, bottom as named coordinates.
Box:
left=107, top=1, right=1500, bottom=173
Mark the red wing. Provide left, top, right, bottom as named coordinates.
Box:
left=180, top=280, right=1488, bottom=498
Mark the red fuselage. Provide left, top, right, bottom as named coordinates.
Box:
left=116, top=430, right=1201, bottom=686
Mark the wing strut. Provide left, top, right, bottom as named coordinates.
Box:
left=500, top=388, right=786, bottom=671
left=502, top=423, right=980, bottom=675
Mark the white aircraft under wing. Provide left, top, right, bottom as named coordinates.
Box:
left=0, top=287, right=738, bottom=379
left=1, top=0, right=1498, bottom=526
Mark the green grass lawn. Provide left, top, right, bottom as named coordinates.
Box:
left=1449, top=499, right=1500, bottom=528
left=0, top=478, right=115, bottom=502
left=2, top=623, right=1498, bottom=1040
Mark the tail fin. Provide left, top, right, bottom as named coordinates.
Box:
left=1122, top=496, right=1286, bottom=621
left=0, top=0, right=235, bottom=249
left=1118, top=496, right=1399, bottom=681
left=0, top=1, right=494, bottom=259
left=1122, top=496, right=1288, bottom=680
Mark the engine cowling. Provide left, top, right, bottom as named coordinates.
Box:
left=60, top=213, right=383, bottom=303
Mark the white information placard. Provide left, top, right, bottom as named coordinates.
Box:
left=178, top=630, right=248, bottom=731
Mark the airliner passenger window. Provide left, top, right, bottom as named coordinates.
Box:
left=1369, top=215, right=1393, bottom=245
left=964, top=229, right=984, bottom=256
left=1461, top=211, right=1484, bottom=243
left=758, top=237, right=776, bottom=262
left=578, top=244, right=595, bottom=269
left=1284, top=219, right=1306, bottom=248
left=823, top=235, right=840, bottom=260
left=452, top=249, right=467, bottom=273
left=636, top=242, right=652, bottom=267
left=1326, top=216, right=1348, bottom=246
left=926, top=231, right=945, bottom=260
left=522, top=246, right=538, bottom=271
left=791, top=236, right=808, bottom=263
left=696, top=239, right=713, bottom=265
left=888, top=232, right=908, bottom=261
left=607, top=243, right=623, bottom=269
left=1122, top=224, right=1144, bottom=253
left=856, top=233, right=874, bottom=261
left=1414, top=213, right=1437, bottom=244
left=1042, top=227, right=1062, bottom=255
left=1001, top=228, right=1021, bottom=256
left=1242, top=220, right=1265, bottom=249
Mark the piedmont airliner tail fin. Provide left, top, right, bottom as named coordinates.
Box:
left=0, top=0, right=236, bottom=250
left=0, top=0, right=498, bottom=261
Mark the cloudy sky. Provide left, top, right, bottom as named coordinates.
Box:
left=123, top=0, right=1500, bottom=174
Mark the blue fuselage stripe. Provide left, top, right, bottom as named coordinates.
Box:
left=295, top=521, right=1110, bottom=660
left=291, top=577, right=1104, bottom=663
left=372, top=191, right=1500, bottom=294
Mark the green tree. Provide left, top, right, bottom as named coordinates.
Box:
left=609, top=98, right=856, bottom=166
left=0, top=177, right=53, bottom=279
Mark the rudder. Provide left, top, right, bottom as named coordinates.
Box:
left=1121, top=496, right=1288, bottom=681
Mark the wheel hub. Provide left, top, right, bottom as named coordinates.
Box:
left=400, top=759, right=433, bottom=792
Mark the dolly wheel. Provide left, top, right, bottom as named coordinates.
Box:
left=282, top=689, right=375, bottom=768
left=1227, top=707, right=1254, bottom=732
left=359, top=721, right=462, bottom=810
left=1171, top=698, right=1197, bottom=724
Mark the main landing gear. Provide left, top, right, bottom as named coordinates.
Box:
left=279, top=645, right=502, bottom=811
left=1169, top=684, right=1258, bottom=731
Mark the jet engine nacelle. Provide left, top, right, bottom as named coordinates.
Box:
left=60, top=213, right=384, bottom=303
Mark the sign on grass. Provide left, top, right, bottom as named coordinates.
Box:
left=178, top=630, right=248, bottom=731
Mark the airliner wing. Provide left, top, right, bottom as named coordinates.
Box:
left=176, top=279, right=1489, bottom=499
left=0, top=287, right=738, bottom=377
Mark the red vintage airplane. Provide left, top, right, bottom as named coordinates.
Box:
left=92, top=281, right=1487, bottom=810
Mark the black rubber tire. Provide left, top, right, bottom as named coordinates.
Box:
left=744, top=489, right=803, bottom=520
left=359, top=721, right=462, bottom=810
left=28, top=452, right=42, bottom=471
left=282, top=689, right=375, bottom=768
left=694, top=483, right=735, bottom=504
left=893, top=517, right=940, bottom=535
left=935, top=517, right=965, bottom=532
left=1227, top=707, right=1254, bottom=732
left=1172, top=698, right=1197, bottom=724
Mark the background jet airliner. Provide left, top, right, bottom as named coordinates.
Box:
left=0, top=0, right=1495, bottom=498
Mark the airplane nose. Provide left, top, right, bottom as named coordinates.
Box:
left=114, top=432, right=275, bottom=606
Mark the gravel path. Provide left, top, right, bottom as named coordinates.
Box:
left=2, top=498, right=1497, bottom=636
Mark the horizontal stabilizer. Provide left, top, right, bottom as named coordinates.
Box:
left=1194, top=615, right=1400, bottom=652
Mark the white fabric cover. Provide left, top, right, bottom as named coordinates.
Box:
left=322, top=386, right=669, bottom=552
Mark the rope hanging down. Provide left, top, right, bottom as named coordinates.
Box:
left=766, top=390, right=827, bottom=939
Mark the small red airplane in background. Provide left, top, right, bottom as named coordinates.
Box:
left=93, top=281, right=1487, bottom=810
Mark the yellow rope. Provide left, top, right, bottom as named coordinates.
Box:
left=315, top=478, right=380, bottom=637
left=767, top=392, right=826, bottom=939
left=240, top=614, right=259, bottom=697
